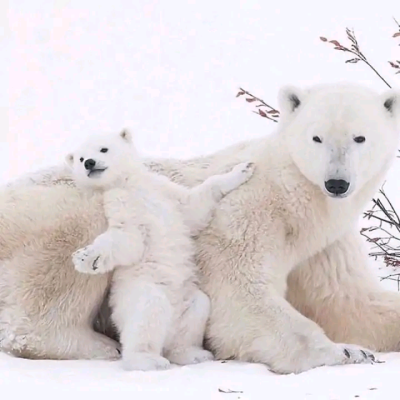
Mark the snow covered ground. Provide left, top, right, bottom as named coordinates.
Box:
left=1, top=351, right=400, bottom=400
left=3, top=0, right=400, bottom=398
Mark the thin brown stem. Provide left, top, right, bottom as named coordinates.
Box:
left=320, top=28, right=393, bottom=88
left=363, top=60, right=392, bottom=88
left=236, top=88, right=280, bottom=123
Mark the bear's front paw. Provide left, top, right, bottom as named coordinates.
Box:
left=337, top=343, right=378, bottom=365
left=72, top=245, right=113, bottom=275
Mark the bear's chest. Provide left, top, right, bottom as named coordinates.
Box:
left=285, top=198, right=359, bottom=263
left=204, top=178, right=359, bottom=269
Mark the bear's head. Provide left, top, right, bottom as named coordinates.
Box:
left=66, top=129, right=141, bottom=189
left=277, top=83, right=400, bottom=199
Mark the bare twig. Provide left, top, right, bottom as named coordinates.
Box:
left=320, top=28, right=392, bottom=88
left=393, top=16, right=400, bottom=30
left=238, top=21, right=399, bottom=122
left=389, top=18, right=400, bottom=73
left=389, top=60, right=400, bottom=74
left=218, top=388, right=244, bottom=394
left=236, top=88, right=280, bottom=123
left=361, top=187, right=400, bottom=272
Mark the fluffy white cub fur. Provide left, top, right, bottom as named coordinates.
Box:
left=66, top=129, right=254, bottom=371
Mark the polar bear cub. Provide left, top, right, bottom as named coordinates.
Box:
left=66, top=129, right=254, bottom=371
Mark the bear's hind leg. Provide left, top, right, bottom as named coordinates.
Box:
left=110, top=275, right=172, bottom=371
left=0, top=315, right=120, bottom=361
left=164, top=289, right=214, bottom=365
left=287, top=231, right=400, bottom=352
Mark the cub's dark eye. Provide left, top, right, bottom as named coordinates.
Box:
left=100, top=148, right=108, bottom=153
left=354, top=136, right=365, bottom=144
left=80, top=157, right=84, bottom=162
left=312, top=136, right=322, bottom=143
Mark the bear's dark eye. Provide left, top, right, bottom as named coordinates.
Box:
left=354, top=136, right=365, bottom=144
left=100, top=148, right=108, bottom=153
left=312, top=136, right=322, bottom=143
left=80, top=157, right=84, bottom=162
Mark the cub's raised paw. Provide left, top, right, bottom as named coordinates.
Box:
left=230, top=161, right=255, bottom=185
left=217, top=161, right=255, bottom=196
left=72, top=245, right=112, bottom=275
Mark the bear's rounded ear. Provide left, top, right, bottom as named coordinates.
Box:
left=65, top=153, right=74, bottom=168
left=120, top=128, right=133, bottom=143
left=382, top=89, right=400, bottom=119
left=278, top=85, right=305, bottom=116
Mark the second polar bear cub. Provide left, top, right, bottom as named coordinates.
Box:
left=66, top=129, right=254, bottom=371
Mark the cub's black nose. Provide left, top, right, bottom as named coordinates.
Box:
left=324, top=179, right=350, bottom=195
left=84, top=159, right=96, bottom=170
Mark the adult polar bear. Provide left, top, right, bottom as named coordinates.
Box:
left=1, top=83, right=400, bottom=374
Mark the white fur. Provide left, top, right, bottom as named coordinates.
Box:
left=1, top=83, right=400, bottom=374
left=66, top=129, right=255, bottom=370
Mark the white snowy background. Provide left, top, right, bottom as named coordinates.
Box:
left=3, top=0, right=400, bottom=398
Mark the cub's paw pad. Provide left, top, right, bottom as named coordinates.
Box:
left=72, top=245, right=105, bottom=274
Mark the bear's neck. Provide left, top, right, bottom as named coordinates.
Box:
left=252, top=135, right=391, bottom=260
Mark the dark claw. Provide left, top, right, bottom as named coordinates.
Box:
left=360, top=350, right=376, bottom=363
left=360, top=350, right=367, bottom=359
left=344, top=349, right=350, bottom=358
left=368, top=353, right=376, bottom=362
left=92, top=255, right=100, bottom=270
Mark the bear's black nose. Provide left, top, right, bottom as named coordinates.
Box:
left=84, top=159, right=96, bottom=170
left=324, top=179, right=350, bottom=196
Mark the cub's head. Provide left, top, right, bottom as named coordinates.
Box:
left=66, top=129, right=140, bottom=188
left=278, top=83, right=400, bottom=199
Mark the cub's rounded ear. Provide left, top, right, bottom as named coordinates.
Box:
left=65, top=153, right=74, bottom=168
left=278, top=85, right=306, bottom=116
left=382, top=89, right=400, bottom=118
left=120, top=128, right=133, bottom=143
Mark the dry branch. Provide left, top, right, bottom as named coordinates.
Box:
left=389, top=18, right=400, bottom=74
left=236, top=88, right=280, bottom=122
left=361, top=187, right=400, bottom=288
left=361, top=188, right=400, bottom=267
left=320, top=28, right=392, bottom=87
